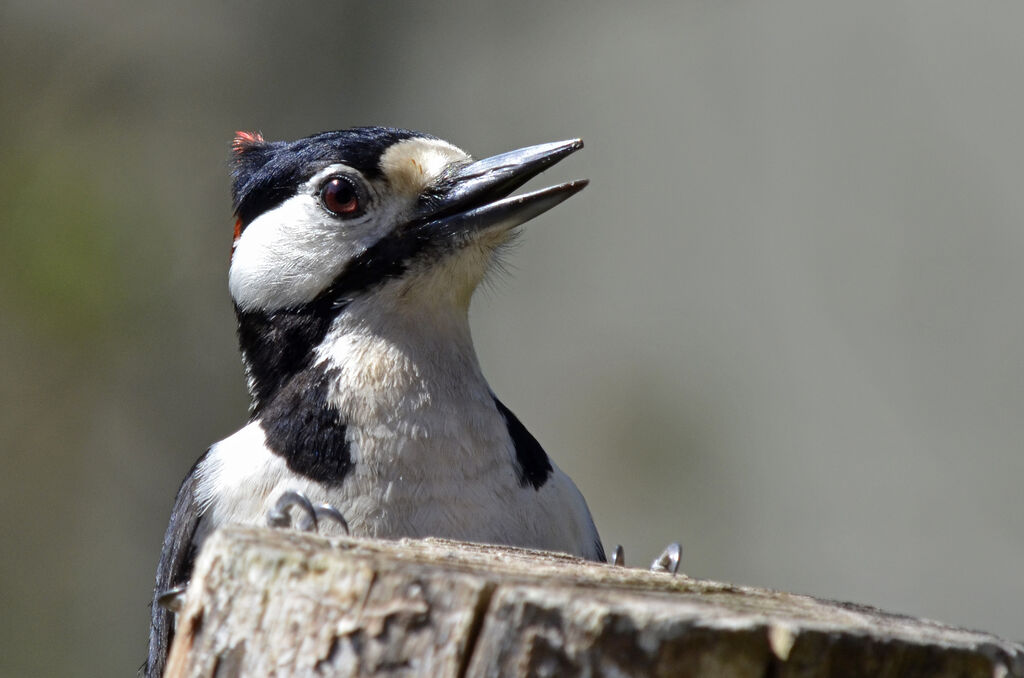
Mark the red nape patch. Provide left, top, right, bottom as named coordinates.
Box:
left=230, top=218, right=243, bottom=262
left=232, top=130, right=265, bottom=154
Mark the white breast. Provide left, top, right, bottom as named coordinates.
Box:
left=193, top=293, right=603, bottom=560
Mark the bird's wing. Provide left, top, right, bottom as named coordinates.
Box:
left=144, top=452, right=207, bottom=678
left=492, top=395, right=606, bottom=562
left=491, top=395, right=554, bottom=490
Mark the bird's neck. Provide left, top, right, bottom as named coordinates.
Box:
left=315, top=299, right=489, bottom=417
left=237, top=297, right=486, bottom=417
left=235, top=301, right=336, bottom=415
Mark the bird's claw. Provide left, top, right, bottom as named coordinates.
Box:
left=649, top=542, right=682, bottom=575
left=267, top=490, right=318, bottom=530
left=156, top=584, right=188, bottom=613
left=266, top=490, right=350, bottom=534
left=609, top=542, right=681, bottom=574
left=311, top=503, right=350, bottom=534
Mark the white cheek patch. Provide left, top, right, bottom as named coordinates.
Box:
left=380, top=138, right=469, bottom=199
left=228, top=147, right=472, bottom=312
left=230, top=162, right=400, bottom=311
left=229, top=194, right=355, bottom=311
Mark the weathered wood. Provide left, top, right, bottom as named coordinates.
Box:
left=165, top=526, right=1024, bottom=678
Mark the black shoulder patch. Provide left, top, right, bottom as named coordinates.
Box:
left=492, top=396, right=553, bottom=490
left=260, top=367, right=353, bottom=485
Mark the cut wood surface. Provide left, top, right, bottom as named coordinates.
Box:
left=164, top=526, right=1024, bottom=678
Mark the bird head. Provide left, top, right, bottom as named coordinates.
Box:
left=226, top=127, right=587, bottom=410
left=229, top=127, right=586, bottom=314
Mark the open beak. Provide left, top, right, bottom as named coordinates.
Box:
left=412, top=139, right=588, bottom=239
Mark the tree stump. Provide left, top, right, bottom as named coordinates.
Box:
left=164, top=526, right=1023, bottom=677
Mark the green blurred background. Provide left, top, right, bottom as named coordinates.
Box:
left=2, top=1, right=1023, bottom=674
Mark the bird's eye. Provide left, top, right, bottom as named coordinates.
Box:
left=319, top=176, right=362, bottom=217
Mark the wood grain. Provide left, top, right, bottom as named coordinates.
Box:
left=164, top=527, right=1024, bottom=677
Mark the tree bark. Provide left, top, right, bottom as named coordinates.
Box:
left=164, top=526, right=1024, bottom=678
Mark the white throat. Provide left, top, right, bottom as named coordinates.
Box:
left=314, top=289, right=494, bottom=441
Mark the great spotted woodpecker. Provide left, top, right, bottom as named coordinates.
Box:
left=145, top=127, right=603, bottom=676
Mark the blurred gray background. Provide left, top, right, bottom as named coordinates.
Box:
left=2, top=1, right=1022, bottom=675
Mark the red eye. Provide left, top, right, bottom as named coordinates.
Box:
left=320, top=177, right=361, bottom=217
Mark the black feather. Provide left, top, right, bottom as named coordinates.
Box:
left=260, top=367, right=353, bottom=484
left=231, top=126, right=431, bottom=230
left=235, top=303, right=336, bottom=415
left=491, top=396, right=553, bottom=490
left=145, top=453, right=207, bottom=678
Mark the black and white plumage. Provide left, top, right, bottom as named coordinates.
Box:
left=145, top=127, right=603, bottom=677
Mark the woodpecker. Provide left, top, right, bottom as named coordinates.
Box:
left=144, top=127, right=603, bottom=676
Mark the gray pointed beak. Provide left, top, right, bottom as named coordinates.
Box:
left=412, top=139, right=588, bottom=238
